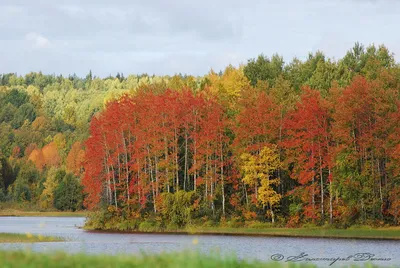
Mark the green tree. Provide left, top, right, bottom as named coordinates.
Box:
left=11, top=103, right=36, bottom=129
left=54, top=173, right=83, bottom=211
left=3, top=88, right=29, bottom=108
left=12, top=162, right=39, bottom=202
left=307, top=59, right=338, bottom=97
left=0, top=122, right=14, bottom=157
left=244, top=54, right=284, bottom=87
left=0, top=103, right=17, bottom=123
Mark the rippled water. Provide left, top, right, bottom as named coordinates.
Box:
left=0, top=217, right=398, bottom=267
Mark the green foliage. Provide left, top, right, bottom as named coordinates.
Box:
left=11, top=103, right=36, bottom=129
left=0, top=157, right=16, bottom=190
left=117, top=219, right=140, bottom=231
left=138, top=220, right=159, bottom=232
left=13, top=183, right=31, bottom=202
left=161, top=191, right=195, bottom=228
left=84, top=210, right=109, bottom=230
left=2, top=88, right=29, bottom=108
left=244, top=54, right=284, bottom=87
left=0, top=122, right=14, bottom=157
left=55, top=169, right=67, bottom=183
left=0, top=103, right=17, bottom=123
left=12, top=162, right=40, bottom=202
left=54, top=173, right=83, bottom=211
left=0, top=188, right=6, bottom=202
left=307, top=59, right=338, bottom=96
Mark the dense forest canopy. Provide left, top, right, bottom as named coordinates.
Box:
left=1, top=43, right=399, bottom=227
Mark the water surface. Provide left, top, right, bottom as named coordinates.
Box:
left=0, top=217, right=398, bottom=267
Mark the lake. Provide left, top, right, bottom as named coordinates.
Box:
left=0, top=217, right=398, bottom=267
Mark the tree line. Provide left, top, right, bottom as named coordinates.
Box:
left=0, top=43, right=399, bottom=227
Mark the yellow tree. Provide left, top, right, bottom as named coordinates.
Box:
left=241, top=145, right=282, bottom=222
left=205, top=65, right=250, bottom=110
left=39, top=167, right=58, bottom=209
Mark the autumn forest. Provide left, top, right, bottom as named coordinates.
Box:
left=1, top=43, right=400, bottom=229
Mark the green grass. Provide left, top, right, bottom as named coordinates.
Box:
left=0, top=250, right=385, bottom=268
left=0, top=233, right=63, bottom=243
left=0, top=209, right=87, bottom=217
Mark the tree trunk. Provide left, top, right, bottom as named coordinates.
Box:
left=220, top=144, right=225, bottom=217
left=184, top=130, right=188, bottom=191
left=147, top=151, right=157, bottom=214
left=329, top=169, right=333, bottom=225
left=318, top=144, right=324, bottom=222
left=270, top=203, right=275, bottom=223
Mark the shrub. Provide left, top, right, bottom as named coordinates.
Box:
left=302, top=222, right=318, bottom=228
left=226, top=217, right=245, bottom=228
left=138, top=220, right=158, bottom=232
left=246, top=221, right=275, bottom=229
left=118, top=220, right=139, bottom=231
left=202, top=220, right=216, bottom=227
left=166, top=223, right=179, bottom=231
left=160, top=191, right=195, bottom=228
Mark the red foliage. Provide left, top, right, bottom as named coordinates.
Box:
left=283, top=87, right=332, bottom=220
left=82, top=89, right=229, bottom=211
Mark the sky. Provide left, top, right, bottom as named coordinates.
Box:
left=1, top=0, right=399, bottom=77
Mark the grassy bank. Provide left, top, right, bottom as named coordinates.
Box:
left=0, top=209, right=87, bottom=217
left=0, top=233, right=63, bottom=243
left=0, top=250, right=384, bottom=268
left=85, top=220, right=400, bottom=240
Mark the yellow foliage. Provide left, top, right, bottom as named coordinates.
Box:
left=241, top=145, right=282, bottom=208
left=32, top=116, right=48, bottom=131
left=39, top=167, right=58, bottom=209
left=205, top=65, right=250, bottom=109
left=54, top=133, right=66, bottom=151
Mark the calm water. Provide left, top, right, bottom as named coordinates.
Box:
left=0, top=217, right=398, bottom=267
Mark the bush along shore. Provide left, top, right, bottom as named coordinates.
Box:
left=84, top=211, right=400, bottom=240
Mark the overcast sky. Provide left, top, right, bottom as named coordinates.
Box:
left=1, top=0, right=399, bottom=77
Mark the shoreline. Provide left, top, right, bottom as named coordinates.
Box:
left=0, top=209, right=87, bottom=217
left=84, top=227, right=400, bottom=241
left=0, top=233, right=63, bottom=243
left=1, top=210, right=398, bottom=241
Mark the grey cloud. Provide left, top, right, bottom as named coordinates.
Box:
left=0, top=0, right=399, bottom=77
